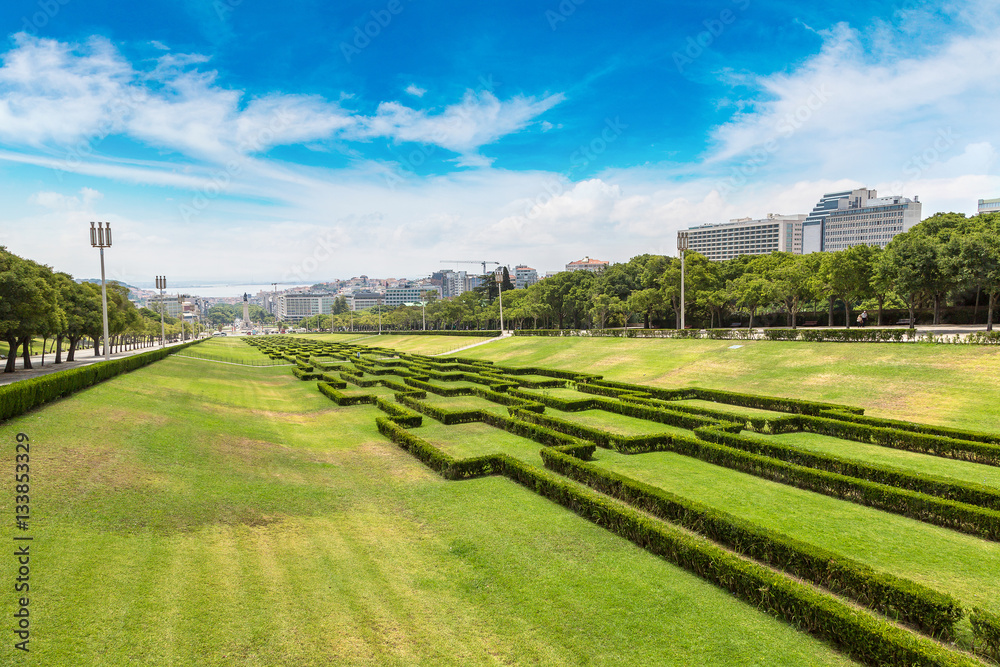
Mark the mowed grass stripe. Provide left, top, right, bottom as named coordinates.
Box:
left=589, top=447, right=1000, bottom=615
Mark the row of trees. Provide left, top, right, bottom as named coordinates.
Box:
left=0, top=248, right=197, bottom=373
left=298, top=211, right=999, bottom=333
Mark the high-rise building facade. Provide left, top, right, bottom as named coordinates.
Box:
left=802, top=188, right=921, bottom=252
left=681, top=214, right=806, bottom=262
left=979, top=198, right=1000, bottom=215
left=275, top=293, right=338, bottom=321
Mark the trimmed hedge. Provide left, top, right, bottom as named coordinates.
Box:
left=621, top=394, right=803, bottom=434
left=508, top=388, right=595, bottom=412
left=541, top=448, right=964, bottom=639
left=762, top=328, right=916, bottom=343
left=480, top=412, right=589, bottom=450
left=659, top=429, right=1000, bottom=541
left=0, top=340, right=205, bottom=423
left=695, top=427, right=1000, bottom=511
left=374, top=397, right=422, bottom=427
left=291, top=367, right=323, bottom=380
left=319, top=373, right=348, bottom=388
left=798, top=415, right=1000, bottom=467
left=819, top=410, right=1000, bottom=446
left=971, top=608, right=1000, bottom=660
left=375, top=415, right=499, bottom=479
left=317, top=381, right=377, bottom=406
left=469, top=387, right=545, bottom=414
left=395, top=393, right=484, bottom=425
left=497, top=456, right=980, bottom=667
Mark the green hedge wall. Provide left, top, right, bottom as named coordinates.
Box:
left=660, top=430, right=1000, bottom=541
left=317, top=381, right=377, bottom=406
left=0, top=339, right=205, bottom=423
left=695, top=427, right=1000, bottom=511
left=508, top=388, right=595, bottom=412
left=496, top=456, right=980, bottom=667
left=971, top=608, right=1000, bottom=660
left=620, top=394, right=803, bottom=434
left=819, top=410, right=1000, bottom=446
left=541, top=448, right=964, bottom=639
left=374, top=397, right=423, bottom=427
left=798, top=415, right=1000, bottom=466
left=395, top=393, right=484, bottom=425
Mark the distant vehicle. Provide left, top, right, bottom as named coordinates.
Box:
left=213, top=331, right=227, bottom=337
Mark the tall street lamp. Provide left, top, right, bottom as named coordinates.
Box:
left=495, top=268, right=506, bottom=333
left=89, top=221, right=113, bottom=361
left=177, top=294, right=185, bottom=341
left=156, top=276, right=166, bottom=347
left=677, top=231, right=689, bottom=331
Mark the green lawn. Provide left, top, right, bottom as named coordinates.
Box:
left=588, top=447, right=1000, bottom=617
left=352, top=334, right=497, bottom=355
left=765, top=430, right=1000, bottom=489
left=549, top=408, right=693, bottom=437
left=0, top=355, right=857, bottom=665
left=411, top=421, right=549, bottom=466
left=418, top=393, right=511, bottom=416
left=457, top=337, right=1000, bottom=433
left=175, top=337, right=287, bottom=365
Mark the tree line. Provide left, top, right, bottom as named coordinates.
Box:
left=0, top=248, right=197, bottom=373
left=297, top=211, right=999, bottom=333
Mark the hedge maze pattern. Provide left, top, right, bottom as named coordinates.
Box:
left=244, top=335, right=1000, bottom=667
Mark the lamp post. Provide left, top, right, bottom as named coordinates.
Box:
left=378, top=296, right=382, bottom=334
left=421, top=299, right=427, bottom=331
left=89, top=222, right=113, bottom=361
left=677, top=231, right=689, bottom=331
left=156, top=276, right=166, bottom=347
left=177, top=294, right=185, bottom=341
left=495, top=268, right=505, bottom=334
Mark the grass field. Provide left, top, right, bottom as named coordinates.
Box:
left=0, top=350, right=860, bottom=665
left=5, top=333, right=1000, bottom=664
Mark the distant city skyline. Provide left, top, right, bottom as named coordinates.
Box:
left=0, top=0, right=997, bottom=284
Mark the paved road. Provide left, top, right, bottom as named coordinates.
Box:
left=0, top=339, right=195, bottom=387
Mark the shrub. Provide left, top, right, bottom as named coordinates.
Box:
left=819, top=410, right=1000, bottom=446
left=317, top=381, right=376, bottom=406
left=971, top=608, right=1000, bottom=660
left=375, top=397, right=422, bottom=427
left=541, top=448, right=964, bottom=639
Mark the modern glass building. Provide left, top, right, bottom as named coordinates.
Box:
left=801, top=188, right=921, bottom=252
left=979, top=198, right=1000, bottom=215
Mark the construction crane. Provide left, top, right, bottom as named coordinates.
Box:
left=441, top=260, right=502, bottom=275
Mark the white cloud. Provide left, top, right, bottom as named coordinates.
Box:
left=405, top=84, right=426, bottom=97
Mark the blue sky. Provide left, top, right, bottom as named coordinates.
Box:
left=0, top=0, right=996, bottom=286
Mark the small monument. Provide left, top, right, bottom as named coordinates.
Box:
left=242, top=293, right=250, bottom=328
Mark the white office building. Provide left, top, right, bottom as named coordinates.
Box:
left=275, top=293, right=337, bottom=321
left=681, top=214, right=806, bottom=262
left=979, top=198, right=1000, bottom=215
left=802, top=188, right=921, bottom=253
left=345, top=292, right=382, bottom=311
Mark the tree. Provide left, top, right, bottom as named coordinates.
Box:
left=824, top=245, right=877, bottom=328
left=771, top=253, right=818, bottom=328
left=0, top=249, right=61, bottom=372
left=884, top=232, right=945, bottom=326
left=951, top=216, right=1000, bottom=330
left=728, top=273, right=774, bottom=329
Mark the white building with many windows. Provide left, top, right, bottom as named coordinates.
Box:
left=681, top=213, right=806, bottom=261
left=274, top=293, right=338, bottom=321
left=801, top=188, right=921, bottom=252
left=979, top=198, right=1000, bottom=215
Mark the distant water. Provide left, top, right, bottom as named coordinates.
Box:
left=149, top=283, right=310, bottom=298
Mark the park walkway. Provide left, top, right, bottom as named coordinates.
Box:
left=0, top=339, right=191, bottom=386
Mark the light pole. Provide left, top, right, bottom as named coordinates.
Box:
left=421, top=299, right=427, bottom=331
left=89, top=222, right=113, bottom=361
left=495, top=268, right=505, bottom=334
left=378, top=296, right=382, bottom=334
left=156, top=276, right=166, bottom=347
left=177, top=294, right=185, bottom=341
left=677, top=231, right=689, bottom=331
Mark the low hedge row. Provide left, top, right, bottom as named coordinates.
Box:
left=496, top=456, right=980, bottom=667
left=481, top=411, right=593, bottom=450
left=374, top=416, right=499, bottom=479
left=340, top=372, right=380, bottom=388
left=374, top=408, right=981, bottom=665
left=590, top=396, right=727, bottom=431
left=660, top=430, right=1000, bottom=541
left=469, top=387, right=545, bottom=414
left=574, top=383, right=652, bottom=400
left=762, top=328, right=916, bottom=343
left=541, top=448, right=964, bottom=639
left=508, top=388, right=595, bottom=412
left=317, top=381, right=377, bottom=406
left=404, top=377, right=475, bottom=397
left=0, top=340, right=205, bottom=423
left=582, top=378, right=863, bottom=416
left=374, top=397, right=423, bottom=427
left=395, top=393, right=483, bottom=425
left=819, top=409, right=1000, bottom=446
left=291, top=367, right=322, bottom=380
left=798, top=415, right=1000, bottom=466
left=695, top=427, right=1000, bottom=511
left=971, top=608, right=1000, bottom=660
left=621, top=394, right=803, bottom=434
left=319, top=373, right=348, bottom=388
left=491, top=365, right=601, bottom=382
